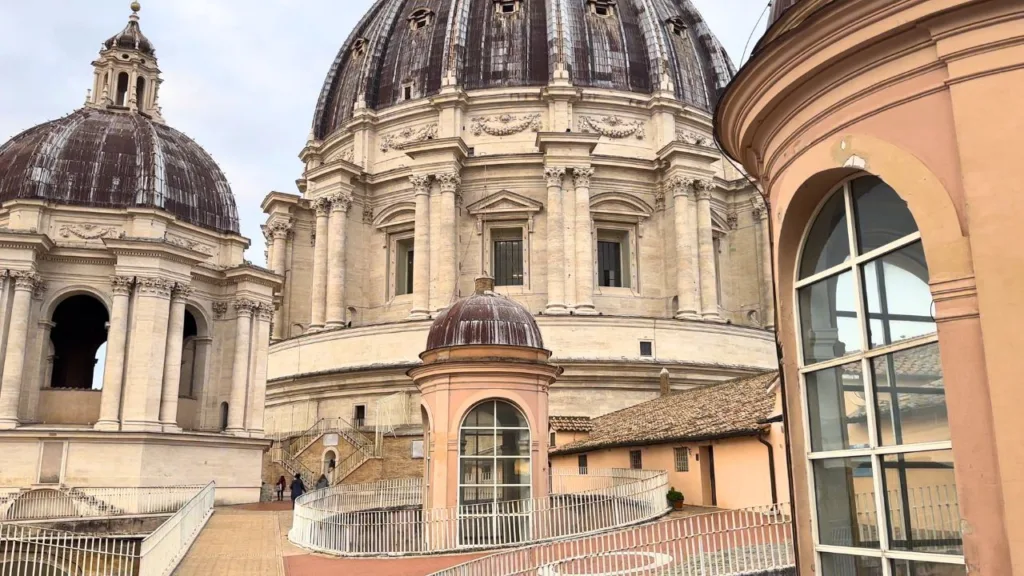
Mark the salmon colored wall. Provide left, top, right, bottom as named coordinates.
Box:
left=551, top=433, right=789, bottom=510
left=716, top=1, right=1022, bottom=572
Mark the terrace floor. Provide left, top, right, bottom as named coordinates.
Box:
left=173, top=502, right=722, bottom=576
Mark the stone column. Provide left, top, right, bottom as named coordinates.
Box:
left=23, top=320, right=55, bottom=423
left=435, top=171, right=461, bottom=310
left=226, top=298, right=255, bottom=434
left=0, top=272, right=39, bottom=429
left=96, top=276, right=134, bottom=431
left=326, top=195, right=351, bottom=329
left=309, top=197, right=331, bottom=331
left=563, top=170, right=577, bottom=310
left=572, top=168, right=597, bottom=314
left=694, top=180, right=722, bottom=321
left=247, top=303, right=273, bottom=436
left=121, top=277, right=173, bottom=432
left=672, top=177, right=700, bottom=319
left=268, top=219, right=292, bottom=340
left=410, top=175, right=432, bottom=319
left=544, top=167, right=568, bottom=314
left=158, top=283, right=191, bottom=432
left=753, top=195, right=775, bottom=329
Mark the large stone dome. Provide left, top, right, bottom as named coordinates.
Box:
left=313, top=0, right=736, bottom=139
left=0, top=107, right=240, bottom=234
left=425, top=278, right=545, bottom=352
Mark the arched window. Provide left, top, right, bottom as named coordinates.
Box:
left=135, top=76, right=146, bottom=107
left=796, top=176, right=963, bottom=572
left=458, top=400, right=531, bottom=545
left=116, top=72, right=130, bottom=107
left=50, top=295, right=109, bottom=390
left=219, top=402, right=229, bottom=431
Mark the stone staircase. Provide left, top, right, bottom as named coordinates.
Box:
left=270, top=417, right=380, bottom=490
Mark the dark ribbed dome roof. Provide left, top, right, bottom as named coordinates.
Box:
left=313, top=0, right=736, bottom=139
left=104, top=10, right=155, bottom=56
left=426, top=281, right=544, bottom=352
left=769, top=0, right=803, bottom=24
left=0, top=107, right=240, bottom=234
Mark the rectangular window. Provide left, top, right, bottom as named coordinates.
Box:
left=354, top=405, right=366, bottom=427
left=396, top=238, right=414, bottom=296
left=598, top=229, right=631, bottom=288
left=674, top=447, right=689, bottom=472
left=713, top=235, right=723, bottom=304
left=549, top=431, right=556, bottom=447
left=492, top=228, right=524, bottom=286
left=578, top=454, right=588, bottom=473
left=629, top=450, right=642, bottom=470
left=639, top=341, right=653, bottom=357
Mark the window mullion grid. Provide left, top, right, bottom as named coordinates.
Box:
left=798, top=333, right=939, bottom=376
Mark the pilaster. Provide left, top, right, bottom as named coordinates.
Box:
left=308, top=197, right=331, bottom=331
left=671, top=177, right=700, bottom=319
left=572, top=167, right=597, bottom=315
left=226, top=298, right=256, bottom=435
left=410, top=175, right=432, bottom=319
left=96, top=276, right=134, bottom=431
left=159, top=283, right=192, bottom=432
left=693, top=180, right=723, bottom=322
left=544, top=167, right=568, bottom=315
left=435, top=171, right=461, bottom=311
left=121, top=276, right=174, bottom=432
left=0, top=272, right=40, bottom=429
left=326, top=194, right=352, bottom=329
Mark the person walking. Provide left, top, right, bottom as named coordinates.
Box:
left=275, top=475, right=286, bottom=501
left=289, top=474, right=306, bottom=508
left=315, top=474, right=329, bottom=490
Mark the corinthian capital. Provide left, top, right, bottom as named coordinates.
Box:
left=667, top=176, right=690, bottom=198
left=312, top=196, right=332, bottom=217
left=409, top=174, right=432, bottom=194
left=330, top=194, right=353, bottom=213
left=11, top=271, right=40, bottom=292
left=171, top=283, right=194, bottom=302
left=267, top=218, right=293, bottom=239
left=544, top=167, right=566, bottom=188
left=435, top=171, right=461, bottom=193
left=572, top=167, right=595, bottom=189
left=684, top=177, right=715, bottom=199
left=751, top=194, right=768, bottom=220
left=234, top=298, right=258, bottom=317
left=256, top=302, right=275, bottom=322
left=137, top=276, right=174, bottom=297
left=111, top=275, right=135, bottom=296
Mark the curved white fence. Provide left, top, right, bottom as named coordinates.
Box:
left=289, top=469, right=669, bottom=557
left=0, top=485, right=207, bottom=522
left=429, top=503, right=795, bottom=576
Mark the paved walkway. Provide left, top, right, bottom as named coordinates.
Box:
left=173, top=503, right=483, bottom=576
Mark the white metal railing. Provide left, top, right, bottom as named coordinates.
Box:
left=0, top=484, right=213, bottom=576
left=0, top=524, right=139, bottom=576
left=271, top=417, right=380, bottom=490
left=289, top=469, right=668, bottom=557
left=430, top=503, right=795, bottom=576
left=0, top=485, right=206, bottom=522
left=137, top=481, right=216, bottom=576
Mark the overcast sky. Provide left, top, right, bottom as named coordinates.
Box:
left=0, top=0, right=771, bottom=263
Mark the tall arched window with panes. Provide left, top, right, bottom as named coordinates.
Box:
left=796, top=175, right=965, bottom=575
left=458, top=400, right=532, bottom=546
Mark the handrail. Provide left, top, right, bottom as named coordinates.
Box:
left=0, top=485, right=207, bottom=522
left=0, top=523, right=140, bottom=576
left=137, top=482, right=216, bottom=576
left=289, top=469, right=668, bottom=557
left=429, top=503, right=795, bottom=576
left=271, top=416, right=380, bottom=490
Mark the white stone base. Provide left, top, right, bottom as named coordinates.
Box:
left=0, top=427, right=269, bottom=506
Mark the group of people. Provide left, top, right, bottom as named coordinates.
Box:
left=273, top=472, right=332, bottom=506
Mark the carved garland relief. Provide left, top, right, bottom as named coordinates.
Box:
left=470, top=113, right=542, bottom=137
left=380, top=124, right=439, bottom=152
left=578, top=115, right=646, bottom=140
left=59, top=224, right=118, bottom=239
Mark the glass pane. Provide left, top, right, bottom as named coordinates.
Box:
left=862, top=242, right=935, bottom=348
left=852, top=176, right=919, bottom=254
left=496, top=429, right=530, bottom=456
left=800, top=190, right=850, bottom=279
left=819, top=553, right=883, bottom=576
left=874, top=343, right=949, bottom=446
left=465, top=402, right=495, bottom=427
left=806, top=362, right=869, bottom=452
left=459, top=486, right=494, bottom=507
left=799, top=271, right=861, bottom=364
left=891, top=560, right=966, bottom=576
left=496, top=485, right=531, bottom=503
left=496, top=458, right=531, bottom=486
left=495, top=401, right=527, bottom=428
left=882, top=450, right=962, bottom=555
left=814, top=457, right=879, bottom=548
left=460, top=430, right=496, bottom=456
left=460, top=458, right=495, bottom=485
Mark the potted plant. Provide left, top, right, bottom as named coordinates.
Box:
left=666, top=487, right=684, bottom=510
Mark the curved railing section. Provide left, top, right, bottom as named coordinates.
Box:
left=429, top=503, right=795, bottom=576
left=289, top=469, right=669, bottom=557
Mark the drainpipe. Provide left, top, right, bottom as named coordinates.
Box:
left=757, top=428, right=778, bottom=505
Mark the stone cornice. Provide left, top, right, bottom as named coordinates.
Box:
left=261, top=190, right=302, bottom=213
left=0, top=427, right=271, bottom=448
left=0, top=229, right=54, bottom=254
left=102, top=236, right=212, bottom=265
left=223, top=264, right=283, bottom=290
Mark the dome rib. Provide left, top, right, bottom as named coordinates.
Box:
left=0, top=108, right=239, bottom=234
left=313, top=0, right=734, bottom=140
left=425, top=291, right=545, bottom=352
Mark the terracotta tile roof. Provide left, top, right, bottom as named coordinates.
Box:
left=550, top=371, right=779, bottom=455
left=549, top=416, right=594, bottom=433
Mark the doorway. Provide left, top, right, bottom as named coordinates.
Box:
left=700, top=445, right=717, bottom=507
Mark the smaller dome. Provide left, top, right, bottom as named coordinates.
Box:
left=425, top=278, right=544, bottom=352
left=104, top=8, right=155, bottom=56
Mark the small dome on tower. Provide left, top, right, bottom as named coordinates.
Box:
left=425, top=277, right=545, bottom=352
left=103, top=2, right=155, bottom=56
